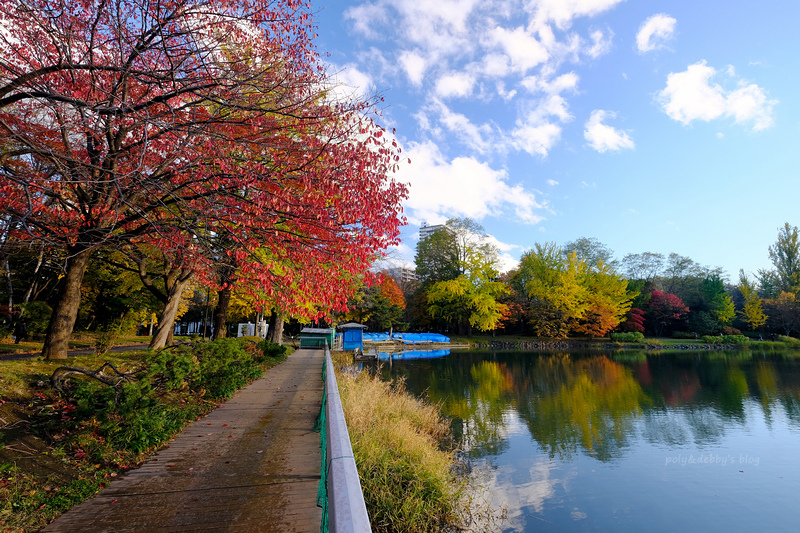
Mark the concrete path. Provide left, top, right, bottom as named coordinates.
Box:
left=44, top=348, right=324, bottom=533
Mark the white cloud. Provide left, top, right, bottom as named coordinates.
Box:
left=531, top=0, right=626, bottom=31
left=586, top=29, right=613, bottom=58
left=484, top=235, right=521, bottom=272
left=496, top=252, right=520, bottom=273
left=584, top=110, right=635, bottom=152
left=326, top=64, right=374, bottom=101
left=342, top=0, right=624, bottom=157
left=397, top=140, right=545, bottom=224
left=511, top=122, right=562, bottom=157
left=399, top=50, right=427, bottom=86
left=343, top=3, right=389, bottom=39
left=496, top=81, right=517, bottom=101
left=373, top=243, right=417, bottom=272
left=431, top=100, right=494, bottom=153
left=508, top=71, right=578, bottom=156
left=487, top=26, right=549, bottom=74
left=547, top=179, right=559, bottom=186
left=726, top=83, right=776, bottom=130
left=658, top=61, right=777, bottom=131
left=435, top=71, right=476, bottom=98
left=636, top=14, right=677, bottom=53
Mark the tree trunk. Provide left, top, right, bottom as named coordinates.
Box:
left=213, top=286, right=232, bottom=340
left=149, top=277, right=192, bottom=350
left=268, top=312, right=284, bottom=345
left=42, top=247, right=93, bottom=360
left=3, top=258, right=12, bottom=309
left=23, top=247, right=44, bottom=303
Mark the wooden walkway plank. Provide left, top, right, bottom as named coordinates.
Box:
left=43, top=348, right=325, bottom=533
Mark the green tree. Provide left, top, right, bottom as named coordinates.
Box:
left=684, top=274, right=735, bottom=335
left=737, top=270, right=767, bottom=330
left=764, top=291, right=800, bottom=336
left=414, top=228, right=460, bottom=284
left=661, top=253, right=703, bottom=296
left=768, top=223, right=800, bottom=293
left=757, top=269, right=781, bottom=299
left=414, top=217, right=499, bottom=284
left=413, top=217, right=501, bottom=332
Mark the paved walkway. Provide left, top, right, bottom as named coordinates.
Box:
left=44, top=348, right=324, bottom=533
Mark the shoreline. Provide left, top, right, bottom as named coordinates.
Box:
left=365, top=339, right=770, bottom=352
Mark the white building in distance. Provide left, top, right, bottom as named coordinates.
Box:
left=419, top=221, right=444, bottom=241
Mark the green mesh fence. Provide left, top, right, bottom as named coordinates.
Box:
left=316, top=354, right=329, bottom=533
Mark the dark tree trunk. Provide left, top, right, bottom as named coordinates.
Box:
left=42, top=247, right=93, bottom=360
left=268, top=311, right=284, bottom=345
left=213, top=286, right=232, bottom=340
left=3, top=258, right=12, bottom=309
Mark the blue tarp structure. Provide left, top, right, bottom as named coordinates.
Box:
left=362, top=332, right=450, bottom=343
left=394, top=333, right=450, bottom=344
left=363, top=332, right=391, bottom=342
left=378, top=349, right=451, bottom=360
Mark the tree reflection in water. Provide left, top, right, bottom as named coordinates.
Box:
left=516, top=355, right=648, bottom=461
left=384, top=351, right=800, bottom=464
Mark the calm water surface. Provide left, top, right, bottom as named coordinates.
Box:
left=377, top=350, right=800, bottom=532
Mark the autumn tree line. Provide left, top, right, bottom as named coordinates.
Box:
left=343, top=219, right=800, bottom=340
left=0, top=0, right=408, bottom=359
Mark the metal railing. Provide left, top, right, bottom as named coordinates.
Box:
left=319, top=344, right=371, bottom=533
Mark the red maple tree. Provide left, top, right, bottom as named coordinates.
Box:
left=0, top=0, right=408, bottom=358
left=647, top=290, right=689, bottom=337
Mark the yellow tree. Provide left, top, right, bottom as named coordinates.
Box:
left=573, top=262, right=636, bottom=337
left=428, top=247, right=508, bottom=334
left=516, top=243, right=635, bottom=338
left=737, top=271, right=767, bottom=330
left=517, top=243, right=588, bottom=338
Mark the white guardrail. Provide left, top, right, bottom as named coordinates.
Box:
left=324, top=346, right=372, bottom=533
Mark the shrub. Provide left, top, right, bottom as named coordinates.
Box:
left=184, top=338, right=264, bottom=399
left=778, top=335, right=800, bottom=345
left=62, top=338, right=271, bottom=457
left=723, top=335, right=749, bottom=345
left=258, top=339, right=289, bottom=359
left=701, top=335, right=749, bottom=345
left=609, top=332, right=644, bottom=343
left=17, top=301, right=53, bottom=336
left=671, top=331, right=698, bottom=340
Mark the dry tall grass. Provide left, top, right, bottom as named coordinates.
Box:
left=336, top=366, right=461, bottom=533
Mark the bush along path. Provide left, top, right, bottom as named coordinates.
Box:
left=0, top=338, right=294, bottom=532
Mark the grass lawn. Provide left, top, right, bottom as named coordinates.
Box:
left=0, top=333, right=151, bottom=356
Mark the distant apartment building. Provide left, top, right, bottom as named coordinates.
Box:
left=419, top=221, right=444, bottom=241
left=387, top=266, right=418, bottom=285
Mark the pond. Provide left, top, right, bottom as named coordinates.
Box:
left=375, top=350, right=800, bottom=532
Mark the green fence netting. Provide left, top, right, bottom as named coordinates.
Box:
left=316, top=354, right=328, bottom=533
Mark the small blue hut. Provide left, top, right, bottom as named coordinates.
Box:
left=338, top=322, right=368, bottom=351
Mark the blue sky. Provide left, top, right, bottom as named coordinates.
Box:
left=313, top=0, right=800, bottom=281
